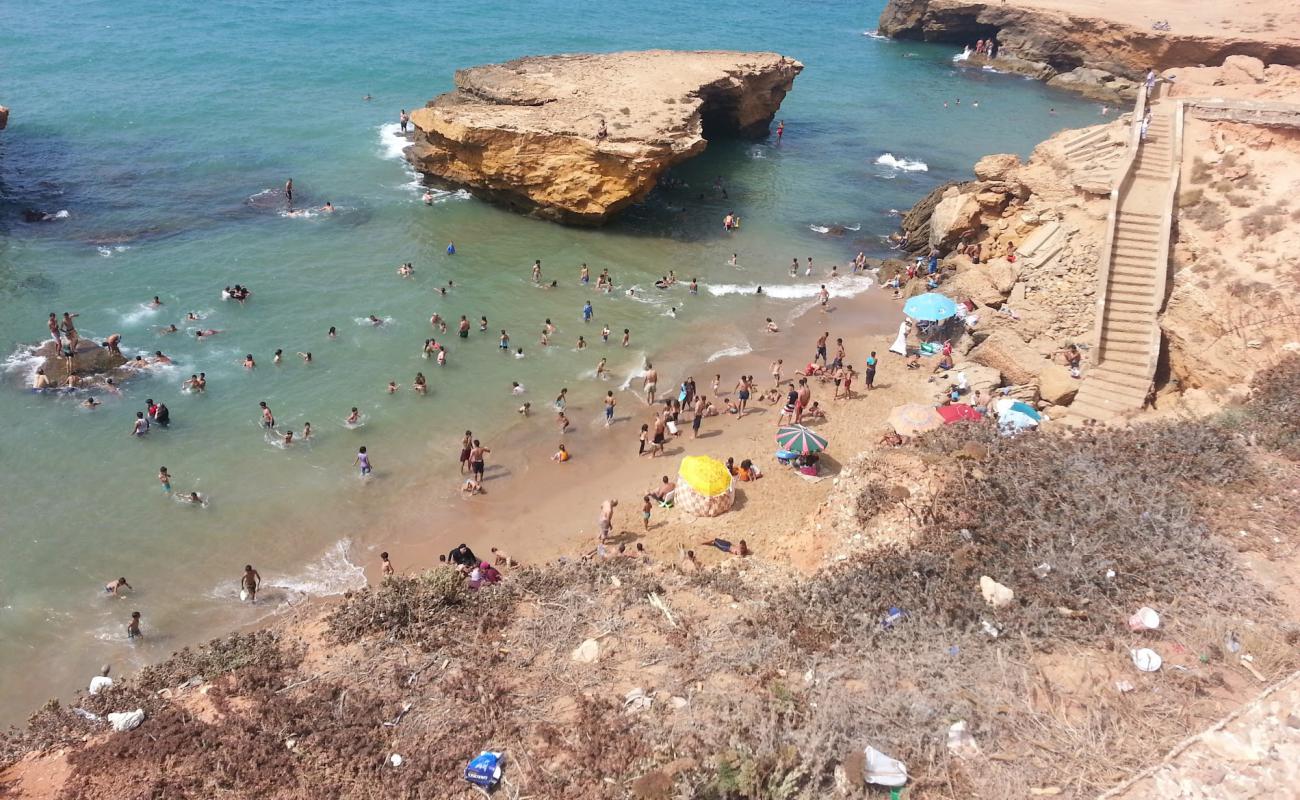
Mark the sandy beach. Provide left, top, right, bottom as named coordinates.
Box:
left=354, top=275, right=933, bottom=582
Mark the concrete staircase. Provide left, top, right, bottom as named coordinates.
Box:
left=1070, top=104, right=1177, bottom=422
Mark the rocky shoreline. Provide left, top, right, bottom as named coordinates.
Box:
left=878, top=0, right=1300, bottom=103
left=404, top=50, right=802, bottom=225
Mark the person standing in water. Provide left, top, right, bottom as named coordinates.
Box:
left=240, top=564, right=262, bottom=603
left=354, top=446, right=372, bottom=477
left=284, top=178, right=293, bottom=205
left=158, top=466, right=172, bottom=494
left=126, top=611, right=142, bottom=640
left=775, top=119, right=784, bottom=142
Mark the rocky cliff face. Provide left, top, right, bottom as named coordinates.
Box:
left=878, top=0, right=1300, bottom=100
left=405, top=51, right=802, bottom=225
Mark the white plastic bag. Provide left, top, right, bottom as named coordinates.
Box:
left=863, top=746, right=908, bottom=787
left=107, top=708, right=145, bottom=732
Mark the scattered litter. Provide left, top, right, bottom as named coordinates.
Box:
left=669, top=696, right=689, bottom=710
left=285, top=738, right=297, bottom=751
left=1105, top=569, right=1116, bottom=579
left=465, top=751, right=503, bottom=788
left=383, top=701, right=414, bottom=727
left=1225, top=632, right=1242, bottom=653
left=624, top=687, right=653, bottom=714
left=1029, top=788, right=1063, bottom=796
left=610, top=575, right=622, bottom=588
left=882, top=607, right=907, bottom=630
left=1056, top=606, right=1088, bottom=619
left=981, top=619, right=1001, bottom=638
left=803, top=668, right=815, bottom=685
left=979, top=576, right=1014, bottom=608
left=947, top=645, right=960, bottom=656
left=1115, top=680, right=1135, bottom=693
left=72, top=708, right=101, bottom=722
left=107, top=708, right=145, bottom=732
left=570, top=638, right=600, bottom=664
left=1032, top=563, right=1052, bottom=579
left=863, top=746, right=908, bottom=787
left=1128, top=607, right=1161, bottom=631
left=947, top=720, right=980, bottom=758
left=1239, top=654, right=1267, bottom=682
left=1131, top=648, right=1162, bottom=672
left=389, top=753, right=403, bottom=767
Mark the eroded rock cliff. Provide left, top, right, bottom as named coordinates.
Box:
left=405, top=50, right=802, bottom=225
left=878, top=0, right=1300, bottom=101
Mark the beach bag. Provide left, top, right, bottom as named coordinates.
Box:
left=465, top=751, right=503, bottom=788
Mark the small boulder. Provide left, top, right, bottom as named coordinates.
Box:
left=1220, top=55, right=1266, bottom=84
left=987, top=259, right=1021, bottom=294
left=940, top=264, right=1003, bottom=308
left=974, top=153, right=1021, bottom=182
left=975, top=191, right=1007, bottom=210
left=929, top=192, right=982, bottom=249
left=570, top=638, right=600, bottom=664
left=979, top=576, right=1014, bottom=608
left=1038, top=363, right=1079, bottom=405
left=969, top=329, right=1044, bottom=385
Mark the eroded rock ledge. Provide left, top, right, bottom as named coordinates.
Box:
left=404, top=50, right=802, bottom=225
left=878, top=0, right=1300, bottom=102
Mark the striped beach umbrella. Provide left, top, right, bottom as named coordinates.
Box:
left=776, top=425, right=829, bottom=454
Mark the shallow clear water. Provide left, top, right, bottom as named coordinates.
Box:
left=0, top=0, right=1099, bottom=719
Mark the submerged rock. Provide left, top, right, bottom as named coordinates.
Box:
left=405, top=50, right=802, bottom=225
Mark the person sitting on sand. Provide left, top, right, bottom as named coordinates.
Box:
left=803, top=401, right=827, bottom=421
left=765, top=318, right=780, bottom=333
left=551, top=444, right=571, bottom=463
left=461, top=477, right=484, bottom=496
left=490, top=547, right=517, bottom=567
left=934, top=353, right=954, bottom=372
left=701, top=538, right=749, bottom=557
left=679, top=548, right=701, bottom=573
left=650, top=476, right=676, bottom=506
left=468, top=561, right=502, bottom=589
left=879, top=430, right=905, bottom=447
left=737, top=459, right=762, bottom=481
left=906, top=353, right=921, bottom=370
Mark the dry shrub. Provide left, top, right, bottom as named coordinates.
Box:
left=1189, top=157, right=1211, bottom=184
left=1241, top=205, right=1285, bottom=238
left=1183, top=199, right=1228, bottom=231
left=1223, top=354, right=1300, bottom=459
left=1179, top=187, right=1203, bottom=207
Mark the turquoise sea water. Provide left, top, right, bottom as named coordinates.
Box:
left=0, top=0, right=1098, bottom=720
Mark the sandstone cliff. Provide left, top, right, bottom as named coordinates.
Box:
left=405, top=51, right=802, bottom=225
left=878, top=0, right=1300, bottom=102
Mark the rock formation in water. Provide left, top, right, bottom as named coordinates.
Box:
left=404, top=50, right=802, bottom=225
left=878, top=0, right=1300, bottom=102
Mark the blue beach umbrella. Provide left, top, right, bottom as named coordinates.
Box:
left=903, top=292, right=958, bottom=322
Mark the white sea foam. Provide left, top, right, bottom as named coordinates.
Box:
left=353, top=316, right=394, bottom=327
left=53, top=210, right=70, bottom=219
left=706, top=343, right=753, bottom=363
left=377, top=122, right=410, bottom=161
left=875, top=153, right=928, bottom=172
left=705, top=275, right=874, bottom=300
left=953, top=46, right=972, bottom=63
left=97, top=245, right=129, bottom=257
left=3, top=344, right=46, bottom=382
left=862, top=30, right=890, bottom=41
left=749, top=147, right=767, bottom=160
left=808, top=224, right=830, bottom=234
left=271, top=540, right=367, bottom=599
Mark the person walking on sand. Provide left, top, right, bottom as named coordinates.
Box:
left=771, top=358, right=783, bottom=388
left=240, top=564, right=262, bottom=603
left=814, top=331, right=829, bottom=365
left=642, top=363, right=659, bottom=405
left=691, top=393, right=707, bottom=439
left=598, top=498, right=618, bottom=543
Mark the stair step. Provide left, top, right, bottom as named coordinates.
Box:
left=1096, top=359, right=1154, bottom=380
left=1117, top=217, right=1162, bottom=227
left=1088, top=371, right=1151, bottom=391
left=1102, top=340, right=1154, bottom=357
left=1101, top=330, right=1152, bottom=345
left=1101, top=322, right=1153, bottom=337
left=1109, top=272, right=1156, bottom=285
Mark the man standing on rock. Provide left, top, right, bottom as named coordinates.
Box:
left=399, top=108, right=410, bottom=134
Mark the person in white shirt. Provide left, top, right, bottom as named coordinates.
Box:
left=88, top=664, right=113, bottom=695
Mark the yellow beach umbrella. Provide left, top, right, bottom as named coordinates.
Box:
left=678, top=455, right=732, bottom=497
